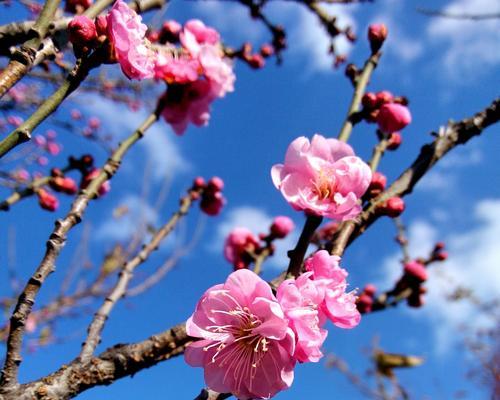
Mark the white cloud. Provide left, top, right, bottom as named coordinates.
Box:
left=95, top=194, right=158, bottom=242
left=377, top=198, right=500, bottom=354
left=81, top=96, right=190, bottom=180
left=213, top=206, right=299, bottom=270
left=426, top=0, right=500, bottom=79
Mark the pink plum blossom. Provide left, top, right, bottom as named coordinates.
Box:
left=185, top=269, right=296, bottom=399
left=304, top=250, right=360, bottom=329
left=161, top=80, right=216, bottom=135
left=277, top=273, right=328, bottom=362
left=154, top=52, right=200, bottom=84
left=271, top=134, right=372, bottom=221
left=106, top=0, right=155, bottom=80
left=198, top=45, right=235, bottom=97
left=224, top=227, right=260, bottom=270
left=180, top=19, right=220, bottom=57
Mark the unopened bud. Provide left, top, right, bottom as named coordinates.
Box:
left=270, top=216, right=294, bottom=239
left=68, top=15, right=97, bottom=47
left=379, top=196, right=405, bottom=218
left=404, top=260, right=428, bottom=282
left=386, top=132, right=402, bottom=150
left=367, top=23, right=388, bottom=53
left=37, top=189, right=59, bottom=212
left=377, top=103, right=412, bottom=134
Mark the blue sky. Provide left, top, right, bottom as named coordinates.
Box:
left=0, top=0, right=499, bottom=398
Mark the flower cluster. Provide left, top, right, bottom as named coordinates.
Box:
left=271, top=134, right=372, bottom=221
left=185, top=250, right=359, bottom=399
left=67, top=3, right=235, bottom=135
left=223, top=216, right=295, bottom=270
left=154, top=19, right=235, bottom=135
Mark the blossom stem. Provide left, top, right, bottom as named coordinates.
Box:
left=286, top=215, right=323, bottom=278
left=337, top=52, right=381, bottom=143
left=368, top=137, right=389, bottom=172
left=0, top=106, right=162, bottom=390
left=252, top=246, right=273, bottom=275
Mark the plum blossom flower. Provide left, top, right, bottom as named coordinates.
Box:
left=276, top=251, right=359, bottom=362
left=180, top=19, right=220, bottom=57
left=154, top=52, right=200, bottom=84
left=161, top=80, right=216, bottom=135
left=277, top=273, right=328, bottom=363
left=271, top=134, right=372, bottom=221
left=106, top=0, right=155, bottom=80
left=304, top=250, right=360, bottom=329
left=185, top=269, right=296, bottom=399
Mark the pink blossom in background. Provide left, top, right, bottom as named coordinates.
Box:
left=185, top=269, right=296, bottom=399
left=223, top=227, right=260, bottom=270
left=106, top=0, right=155, bottom=80
left=271, top=134, right=372, bottom=221
left=270, top=216, right=295, bottom=238
left=161, top=80, right=216, bottom=135
left=198, top=45, right=235, bottom=97
left=304, top=250, right=360, bottom=329
left=277, top=273, right=328, bottom=363
left=180, top=19, right=220, bottom=57
left=154, top=52, right=200, bottom=84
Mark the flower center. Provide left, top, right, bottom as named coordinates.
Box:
left=312, top=168, right=337, bottom=200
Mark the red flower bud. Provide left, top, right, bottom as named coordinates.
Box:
left=367, top=23, right=388, bottom=53
left=207, top=176, right=224, bottom=193
left=247, top=54, right=265, bottom=69
left=270, top=216, right=295, bottom=239
left=404, top=260, right=428, bottom=282
left=375, top=90, right=394, bottom=106
left=362, top=92, right=377, bottom=110
left=435, top=251, right=448, bottom=261
left=37, top=189, right=59, bottom=212
left=379, top=196, right=405, bottom=218
left=377, top=103, right=412, bottom=134
left=357, top=294, right=374, bottom=313
left=193, top=176, right=206, bottom=190
left=363, top=284, right=377, bottom=297
left=160, top=20, right=182, bottom=43
left=260, top=44, right=274, bottom=57
left=386, top=132, right=402, bottom=150
left=68, top=15, right=97, bottom=47
left=80, top=168, right=110, bottom=197
left=200, top=191, right=225, bottom=216
left=368, top=171, right=387, bottom=196
left=50, top=176, right=78, bottom=195
left=65, top=0, right=92, bottom=13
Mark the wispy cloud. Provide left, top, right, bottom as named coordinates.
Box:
left=425, top=0, right=500, bottom=80
left=81, top=96, right=190, bottom=180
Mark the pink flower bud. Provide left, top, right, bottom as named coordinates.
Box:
left=270, top=216, right=295, bottom=239
left=404, top=260, right=428, bottom=282
left=50, top=176, right=78, bottom=195
left=88, top=116, right=100, bottom=129
left=368, top=171, right=387, bottom=196
left=223, top=228, right=259, bottom=269
left=207, top=176, right=224, bottom=193
left=37, top=189, right=59, bottom=212
left=363, top=284, right=377, bottom=297
left=46, top=142, right=61, bottom=156
left=379, top=196, right=405, bottom=218
left=247, top=54, right=265, bottom=69
left=200, top=191, right=225, bottom=216
left=386, top=132, right=402, bottom=150
left=46, top=129, right=57, bottom=140
left=7, top=115, right=23, bottom=126
left=68, top=15, right=97, bottom=47
left=435, top=251, right=448, bottom=261
left=367, top=23, right=388, bottom=53
left=37, top=156, right=48, bottom=166
left=434, top=241, right=445, bottom=251
left=70, top=109, right=82, bottom=120
left=15, top=169, right=30, bottom=181
left=260, top=44, right=274, bottom=57
left=407, top=293, right=424, bottom=308
left=192, top=176, right=206, bottom=189
left=377, top=103, right=412, bottom=134
left=34, top=135, right=46, bottom=147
